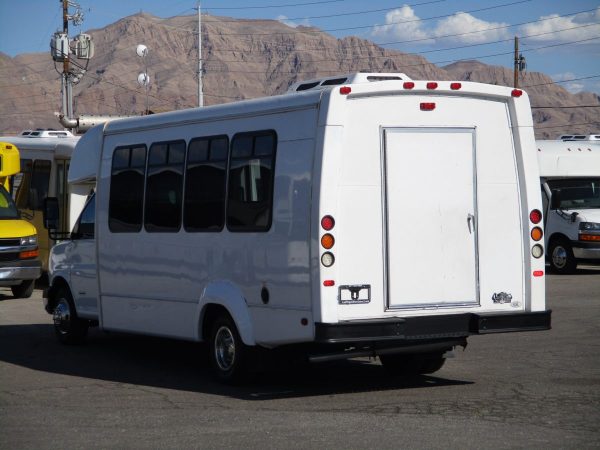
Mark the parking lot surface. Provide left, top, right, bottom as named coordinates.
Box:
left=1, top=269, right=599, bottom=449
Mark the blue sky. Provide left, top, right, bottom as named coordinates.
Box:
left=1, top=0, right=599, bottom=93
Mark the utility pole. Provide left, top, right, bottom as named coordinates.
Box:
left=62, top=0, right=73, bottom=121
left=513, top=36, right=526, bottom=89
left=196, top=0, right=203, bottom=107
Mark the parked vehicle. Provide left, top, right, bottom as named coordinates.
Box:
left=43, top=73, right=551, bottom=382
left=0, top=130, right=80, bottom=271
left=0, top=142, right=42, bottom=298
left=537, top=137, right=600, bottom=273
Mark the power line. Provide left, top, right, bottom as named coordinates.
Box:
left=523, top=74, right=600, bottom=88
left=202, top=0, right=344, bottom=10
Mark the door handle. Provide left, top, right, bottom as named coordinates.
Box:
left=467, top=214, right=475, bottom=234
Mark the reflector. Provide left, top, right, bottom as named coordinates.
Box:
left=420, top=103, right=436, bottom=111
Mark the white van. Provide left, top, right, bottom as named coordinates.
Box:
left=537, top=138, right=600, bottom=273
left=43, top=73, right=550, bottom=382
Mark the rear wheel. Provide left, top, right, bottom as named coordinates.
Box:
left=11, top=280, right=35, bottom=299
left=380, top=352, right=446, bottom=376
left=53, top=287, right=88, bottom=344
left=209, top=314, right=251, bottom=383
left=549, top=238, right=577, bottom=274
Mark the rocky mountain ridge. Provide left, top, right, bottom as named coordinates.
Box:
left=1, top=12, right=598, bottom=138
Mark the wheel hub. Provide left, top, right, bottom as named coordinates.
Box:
left=53, top=299, right=71, bottom=335
left=552, top=246, right=567, bottom=269
left=214, top=326, right=235, bottom=371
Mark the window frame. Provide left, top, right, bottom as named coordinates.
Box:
left=226, top=129, right=277, bottom=233
left=144, top=139, right=186, bottom=233
left=108, top=144, right=147, bottom=233
left=183, top=134, right=229, bottom=233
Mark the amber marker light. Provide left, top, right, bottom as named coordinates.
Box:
left=19, top=249, right=39, bottom=259
left=530, top=227, right=543, bottom=241
left=321, top=233, right=335, bottom=249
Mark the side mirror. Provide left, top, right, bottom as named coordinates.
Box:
left=43, top=197, right=59, bottom=230
left=550, top=190, right=561, bottom=210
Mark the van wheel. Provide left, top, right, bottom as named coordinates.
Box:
left=380, top=352, right=446, bottom=376
left=549, top=239, right=577, bottom=274
left=209, top=315, right=250, bottom=383
left=52, top=287, right=88, bottom=344
left=11, top=280, right=35, bottom=299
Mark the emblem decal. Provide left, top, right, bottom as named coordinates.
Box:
left=492, top=292, right=513, bottom=304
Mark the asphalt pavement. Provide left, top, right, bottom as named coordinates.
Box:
left=1, top=268, right=599, bottom=449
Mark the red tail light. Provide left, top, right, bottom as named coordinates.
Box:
left=321, top=215, right=335, bottom=231
left=529, top=209, right=542, bottom=224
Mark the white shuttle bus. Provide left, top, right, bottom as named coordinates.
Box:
left=43, top=73, right=551, bottom=382
left=537, top=138, right=600, bottom=273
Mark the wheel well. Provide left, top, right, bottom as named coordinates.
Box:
left=201, top=304, right=232, bottom=342
left=46, top=277, right=70, bottom=312
left=548, top=233, right=571, bottom=247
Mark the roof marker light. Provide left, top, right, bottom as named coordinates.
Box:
left=340, top=86, right=351, bottom=95
left=426, top=82, right=438, bottom=90
left=420, top=102, right=436, bottom=111
left=403, top=82, right=415, bottom=89
left=511, top=89, right=523, bottom=97
left=450, top=82, right=462, bottom=90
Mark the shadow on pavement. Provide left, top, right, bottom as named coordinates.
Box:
left=0, top=323, right=473, bottom=400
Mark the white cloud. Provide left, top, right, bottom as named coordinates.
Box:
left=433, top=12, right=510, bottom=43
left=519, top=7, right=600, bottom=43
left=276, top=15, right=310, bottom=29
left=371, top=6, right=433, bottom=44
left=552, top=72, right=590, bottom=94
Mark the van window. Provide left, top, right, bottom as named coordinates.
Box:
left=227, top=131, right=277, bottom=232
left=145, top=141, right=185, bottom=232
left=109, top=145, right=147, bottom=232
left=73, top=194, right=95, bottom=239
left=15, top=159, right=50, bottom=210
left=184, top=136, right=228, bottom=232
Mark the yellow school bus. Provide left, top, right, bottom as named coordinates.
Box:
left=0, top=142, right=41, bottom=298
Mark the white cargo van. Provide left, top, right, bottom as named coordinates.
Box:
left=537, top=138, right=600, bottom=273
left=43, top=73, right=550, bottom=382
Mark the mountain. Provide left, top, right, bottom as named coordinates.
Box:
left=1, top=12, right=598, bottom=138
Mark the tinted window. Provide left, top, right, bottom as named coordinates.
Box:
left=29, top=159, right=51, bottom=210
left=145, top=141, right=185, bottom=232
left=74, top=194, right=95, bottom=239
left=227, top=131, right=276, bottom=232
left=184, top=136, right=228, bottom=232
left=109, top=145, right=147, bottom=232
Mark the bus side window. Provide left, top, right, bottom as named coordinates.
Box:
left=109, top=145, right=147, bottom=232
left=144, top=141, right=185, bottom=233
left=30, top=160, right=52, bottom=210
left=184, top=135, right=228, bottom=232
left=227, top=131, right=277, bottom=232
left=14, top=159, right=32, bottom=208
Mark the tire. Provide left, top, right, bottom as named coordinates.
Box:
left=549, top=238, right=577, bottom=274
left=52, top=286, right=88, bottom=344
left=209, top=314, right=251, bottom=384
left=380, top=352, right=446, bottom=376
left=11, top=280, right=35, bottom=299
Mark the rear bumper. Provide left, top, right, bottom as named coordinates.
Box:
left=0, top=260, right=42, bottom=286
left=315, top=310, right=552, bottom=344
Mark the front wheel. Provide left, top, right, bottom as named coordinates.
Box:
left=380, top=352, right=446, bottom=376
left=11, top=279, right=35, bottom=298
left=549, top=239, right=577, bottom=274
left=209, top=315, right=251, bottom=383
left=52, top=287, right=88, bottom=344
